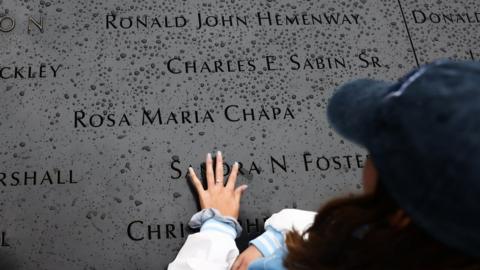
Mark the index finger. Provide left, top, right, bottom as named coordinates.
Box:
left=188, top=167, right=204, bottom=194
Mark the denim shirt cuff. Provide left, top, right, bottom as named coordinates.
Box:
left=249, top=226, right=284, bottom=257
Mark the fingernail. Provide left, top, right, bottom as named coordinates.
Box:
left=243, top=185, right=248, bottom=190
left=188, top=167, right=193, bottom=173
left=217, top=150, right=222, bottom=157
left=207, top=153, right=211, bottom=160
left=233, top=161, right=239, bottom=167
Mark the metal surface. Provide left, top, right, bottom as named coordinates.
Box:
left=0, top=0, right=478, bottom=269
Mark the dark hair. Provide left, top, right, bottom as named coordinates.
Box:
left=284, top=182, right=480, bottom=270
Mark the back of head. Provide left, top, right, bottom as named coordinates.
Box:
left=284, top=184, right=480, bottom=270
left=325, top=60, right=480, bottom=256
left=285, top=60, right=480, bottom=270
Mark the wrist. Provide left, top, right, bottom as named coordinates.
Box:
left=205, top=207, right=238, bottom=220
left=188, top=208, right=243, bottom=238
left=200, top=219, right=237, bottom=239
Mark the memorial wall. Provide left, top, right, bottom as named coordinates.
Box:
left=0, top=0, right=478, bottom=269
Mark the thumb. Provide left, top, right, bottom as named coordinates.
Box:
left=235, top=185, right=248, bottom=201
left=232, top=255, right=243, bottom=270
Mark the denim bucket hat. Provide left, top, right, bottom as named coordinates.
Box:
left=327, top=59, right=480, bottom=257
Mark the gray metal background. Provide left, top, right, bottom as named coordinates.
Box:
left=0, top=0, right=478, bottom=269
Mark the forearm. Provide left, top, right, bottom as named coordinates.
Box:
left=168, top=209, right=242, bottom=270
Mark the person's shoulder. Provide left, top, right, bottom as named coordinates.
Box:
left=273, top=208, right=316, bottom=216
left=266, top=209, right=317, bottom=233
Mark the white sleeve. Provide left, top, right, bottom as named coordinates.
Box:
left=265, top=208, right=317, bottom=235
left=249, top=209, right=317, bottom=257
left=167, top=219, right=239, bottom=270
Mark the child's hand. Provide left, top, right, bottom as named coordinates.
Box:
left=232, top=245, right=263, bottom=270
left=188, top=151, right=248, bottom=219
